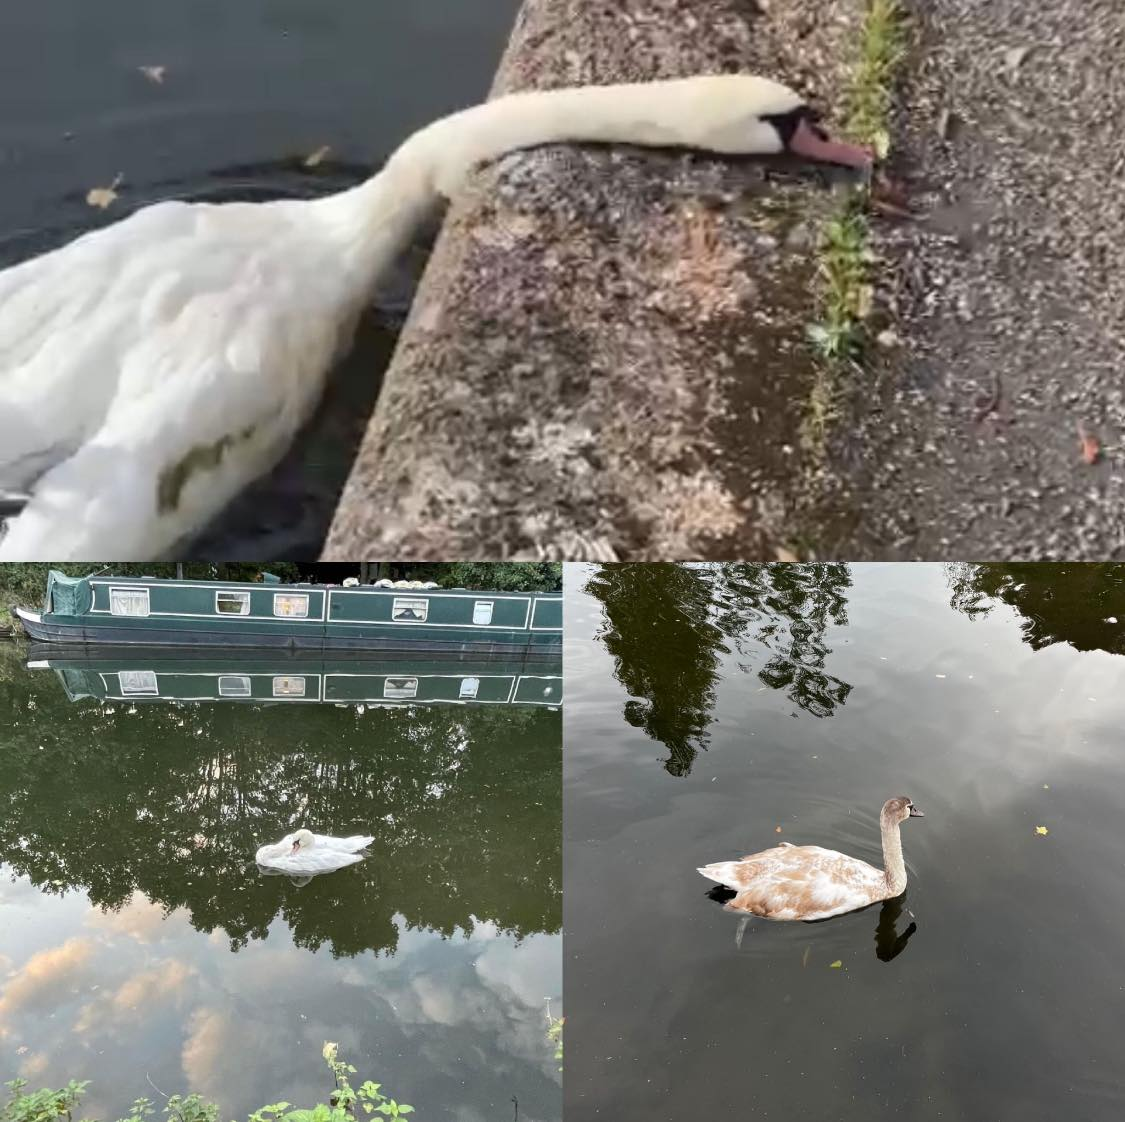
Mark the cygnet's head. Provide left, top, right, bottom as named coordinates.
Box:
left=881, top=796, right=924, bottom=825
left=289, top=828, right=316, bottom=854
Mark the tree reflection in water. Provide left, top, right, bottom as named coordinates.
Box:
left=946, top=562, right=1125, bottom=656
left=585, top=563, right=854, bottom=776
left=0, top=661, right=560, bottom=958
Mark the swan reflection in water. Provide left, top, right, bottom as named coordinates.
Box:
left=706, top=887, right=919, bottom=962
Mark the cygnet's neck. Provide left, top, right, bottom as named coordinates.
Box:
left=880, top=816, right=907, bottom=898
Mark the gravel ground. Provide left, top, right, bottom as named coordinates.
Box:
left=824, top=0, right=1125, bottom=559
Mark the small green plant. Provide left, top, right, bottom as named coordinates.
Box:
left=2, top=1079, right=89, bottom=1122
left=804, top=0, right=905, bottom=451
left=547, top=1017, right=564, bottom=1071
left=2, top=1047, right=413, bottom=1122
left=846, top=0, right=907, bottom=151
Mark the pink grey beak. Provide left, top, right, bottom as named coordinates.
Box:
left=788, top=117, right=874, bottom=170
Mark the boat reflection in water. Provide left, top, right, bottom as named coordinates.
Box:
left=26, top=645, right=561, bottom=709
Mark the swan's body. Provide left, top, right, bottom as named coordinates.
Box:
left=0, top=75, right=871, bottom=559
left=254, top=828, right=374, bottom=876
left=698, top=796, right=923, bottom=921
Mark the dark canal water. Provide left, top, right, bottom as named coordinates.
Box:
left=564, top=562, right=1125, bottom=1121
left=0, top=644, right=560, bottom=1122
left=0, top=1, right=519, bottom=555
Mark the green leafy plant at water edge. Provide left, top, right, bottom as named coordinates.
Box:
left=547, top=1015, right=564, bottom=1071
left=2, top=1048, right=413, bottom=1122
left=2, top=1080, right=89, bottom=1122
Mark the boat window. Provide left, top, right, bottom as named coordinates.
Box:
left=391, top=598, right=429, bottom=623
left=218, top=675, right=252, bottom=697
left=472, top=601, right=494, bottom=625
left=215, top=591, right=250, bottom=616
left=272, top=675, right=306, bottom=697
left=459, top=677, right=481, bottom=699
left=109, top=587, right=150, bottom=617
left=273, top=593, right=309, bottom=618
left=384, top=676, right=419, bottom=700
left=118, top=670, right=157, bottom=695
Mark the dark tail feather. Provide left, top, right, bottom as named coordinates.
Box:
left=0, top=491, right=30, bottom=517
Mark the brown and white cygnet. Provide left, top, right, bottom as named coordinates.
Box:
left=698, top=796, right=923, bottom=921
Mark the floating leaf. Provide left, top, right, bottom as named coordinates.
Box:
left=138, top=65, right=166, bottom=84
left=801, top=946, right=810, bottom=968
left=304, top=145, right=332, bottom=169
left=872, top=127, right=891, bottom=161
left=86, top=173, right=123, bottom=210
left=775, top=825, right=783, bottom=834
left=829, top=959, right=843, bottom=969
left=1034, top=826, right=1049, bottom=836
left=1077, top=424, right=1100, bottom=465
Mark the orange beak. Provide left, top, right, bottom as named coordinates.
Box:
left=788, top=117, right=874, bottom=169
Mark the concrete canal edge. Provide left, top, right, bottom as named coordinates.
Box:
left=323, top=0, right=880, bottom=561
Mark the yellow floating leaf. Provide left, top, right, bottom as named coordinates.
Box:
left=86, top=173, right=123, bottom=210
left=139, top=65, right=166, bottom=84
left=1034, top=826, right=1049, bottom=835
left=872, top=128, right=891, bottom=161
left=304, top=145, right=332, bottom=169
left=829, top=959, right=843, bottom=969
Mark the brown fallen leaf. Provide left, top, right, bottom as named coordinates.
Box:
left=304, top=145, right=332, bottom=169
left=139, top=65, right=166, bottom=84
left=1077, top=423, right=1100, bottom=465
left=86, top=173, right=123, bottom=210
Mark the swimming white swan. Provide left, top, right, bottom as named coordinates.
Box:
left=698, top=796, right=923, bottom=921
left=0, top=74, right=871, bottom=560
left=254, top=828, right=375, bottom=876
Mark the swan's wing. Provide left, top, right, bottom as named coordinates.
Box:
left=0, top=267, right=342, bottom=559
left=0, top=203, right=203, bottom=488
left=701, top=845, right=885, bottom=921
left=314, top=834, right=376, bottom=852
left=259, top=850, right=364, bottom=875
left=0, top=199, right=361, bottom=555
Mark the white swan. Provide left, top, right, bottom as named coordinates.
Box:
left=0, top=75, right=871, bottom=560
left=697, top=796, right=923, bottom=921
left=254, top=828, right=375, bottom=875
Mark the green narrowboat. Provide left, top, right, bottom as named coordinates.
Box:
left=25, top=645, right=561, bottom=708
left=14, top=571, right=562, bottom=653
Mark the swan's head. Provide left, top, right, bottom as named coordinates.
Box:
left=882, top=796, right=924, bottom=825
left=677, top=75, right=874, bottom=169
left=289, top=828, right=316, bottom=854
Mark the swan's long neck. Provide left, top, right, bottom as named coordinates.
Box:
left=880, top=817, right=907, bottom=898
left=309, top=77, right=791, bottom=287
